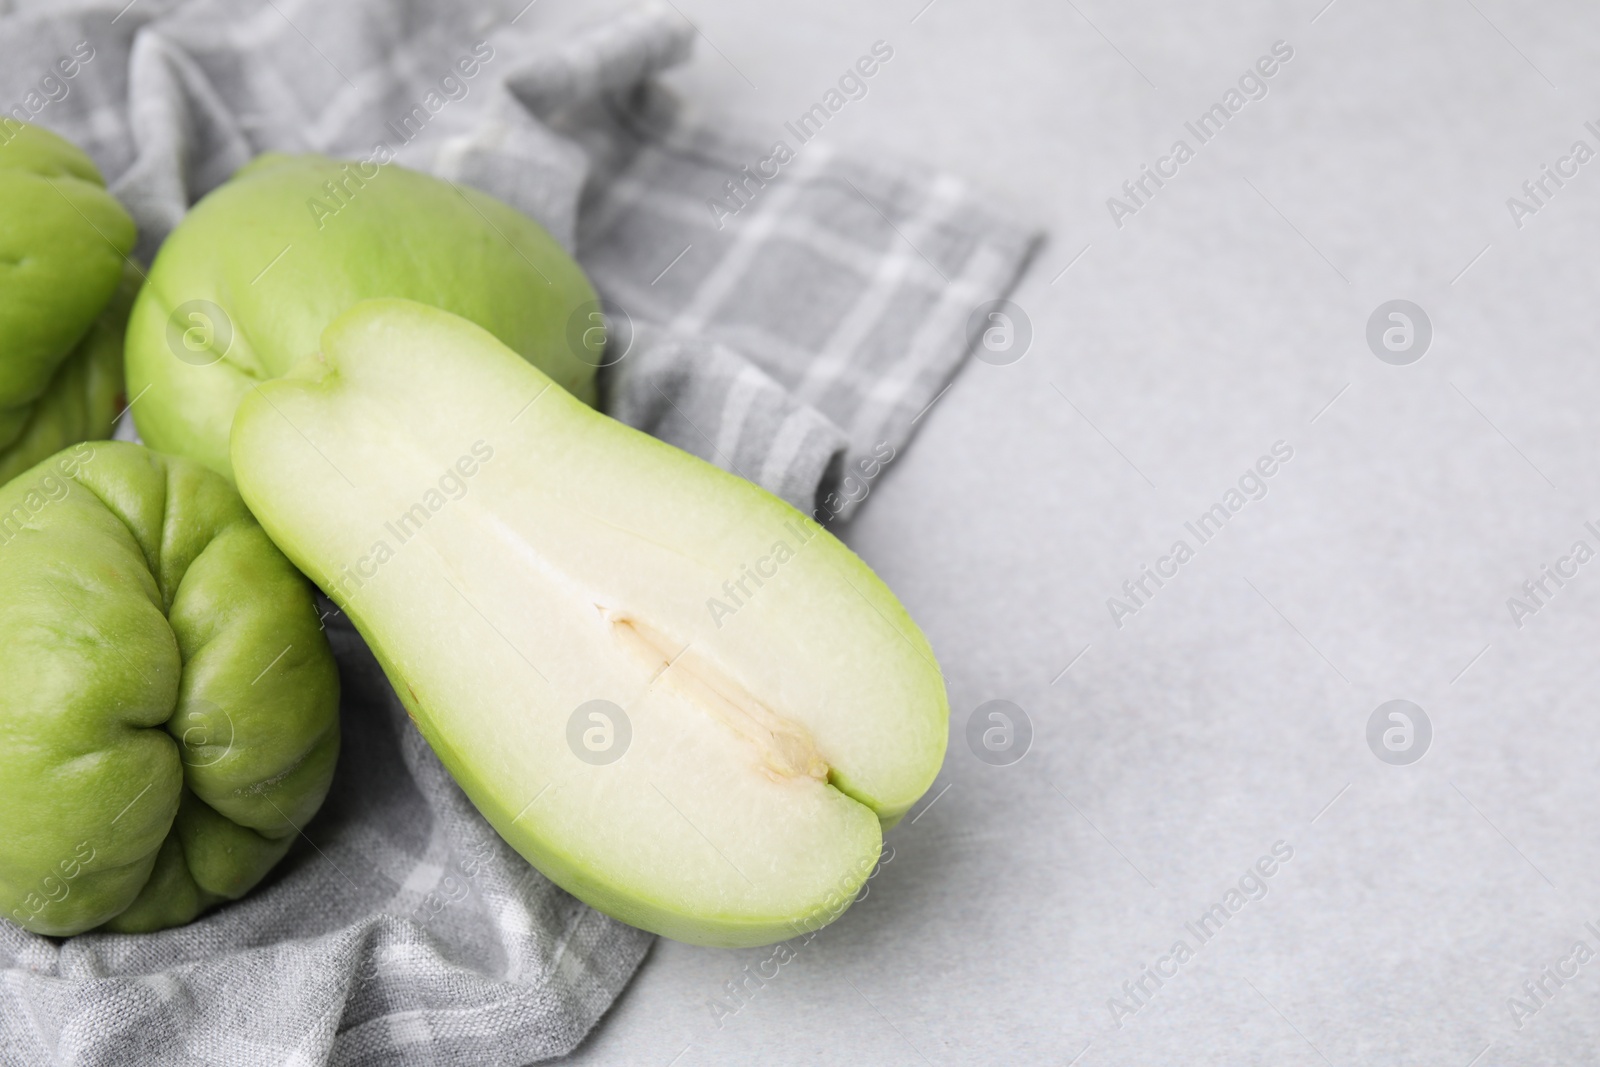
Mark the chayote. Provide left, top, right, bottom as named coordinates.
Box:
left=124, top=152, right=600, bottom=483
left=0, top=441, right=340, bottom=936
left=0, top=124, right=138, bottom=483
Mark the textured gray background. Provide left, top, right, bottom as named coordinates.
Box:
left=551, top=0, right=1600, bottom=1064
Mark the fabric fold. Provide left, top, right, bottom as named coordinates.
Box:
left=0, top=1, right=1041, bottom=1062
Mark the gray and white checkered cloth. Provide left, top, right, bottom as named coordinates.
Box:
left=0, top=1, right=1039, bottom=1064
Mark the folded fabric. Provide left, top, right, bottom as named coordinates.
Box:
left=0, top=1, right=1040, bottom=1064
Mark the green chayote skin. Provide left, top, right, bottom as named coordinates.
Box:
left=125, top=152, right=601, bottom=483
left=0, top=441, right=340, bottom=936
left=0, top=124, right=138, bottom=483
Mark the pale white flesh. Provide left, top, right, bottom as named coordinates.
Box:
left=231, top=299, right=948, bottom=945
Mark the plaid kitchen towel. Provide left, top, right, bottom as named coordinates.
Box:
left=0, top=1, right=1040, bottom=1064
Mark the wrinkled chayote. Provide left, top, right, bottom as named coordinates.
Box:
left=0, top=442, right=340, bottom=935
left=0, top=123, right=138, bottom=484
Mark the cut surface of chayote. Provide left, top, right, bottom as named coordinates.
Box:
left=232, top=300, right=949, bottom=947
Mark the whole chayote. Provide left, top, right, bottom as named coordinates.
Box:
left=124, top=152, right=600, bottom=483
left=0, top=123, right=138, bottom=485
left=0, top=442, right=340, bottom=935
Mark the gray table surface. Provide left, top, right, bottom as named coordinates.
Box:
left=555, top=1, right=1600, bottom=1063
